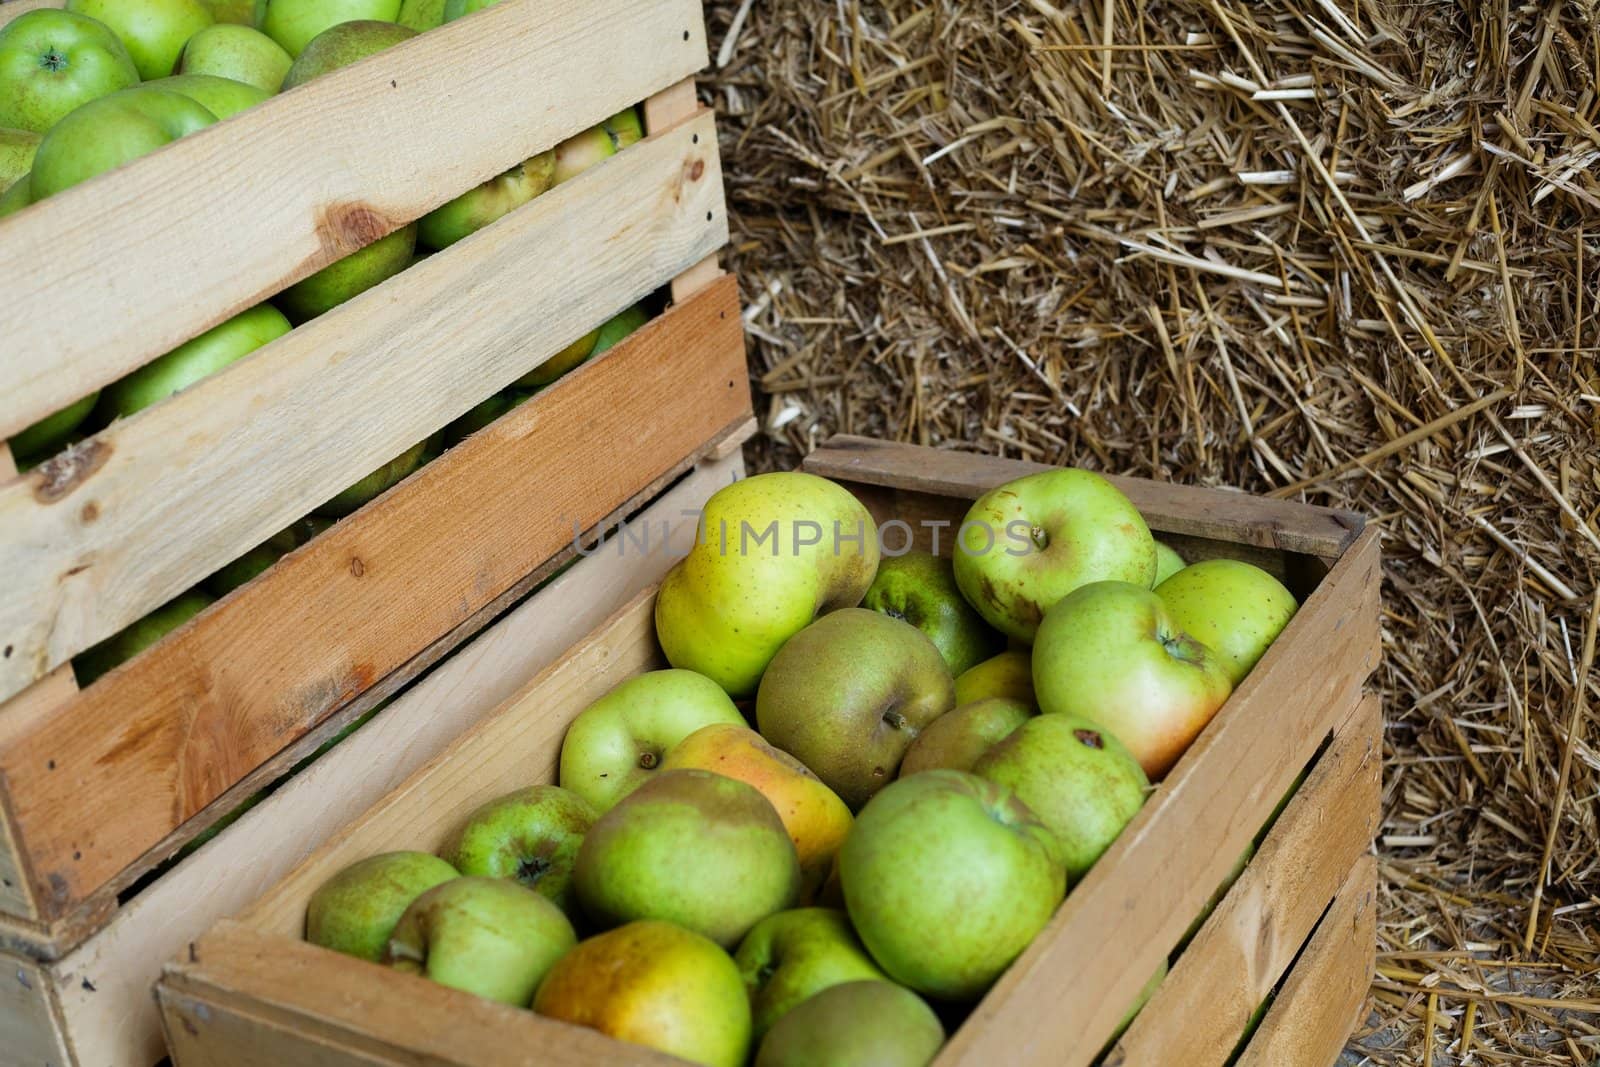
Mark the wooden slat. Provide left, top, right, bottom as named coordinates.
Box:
left=9, top=454, right=741, bottom=1067
left=0, top=272, right=749, bottom=931
left=1105, top=693, right=1380, bottom=1066
left=803, top=436, right=1365, bottom=559
left=932, top=528, right=1381, bottom=1066
left=0, top=109, right=725, bottom=704
left=1234, top=856, right=1378, bottom=1067
left=240, top=591, right=665, bottom=941
left=644, top=78, right=722, bottom=303
left=160, top=922, right=684, bottom=1067
left=0, top=0, right=710, bottom=439
left=0, top=666, right=76, bottom=925
left=0, top=955, right=70, bottom=1066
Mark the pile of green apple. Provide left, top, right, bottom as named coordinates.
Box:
left=301, top=466, right=1300, bottom=1066
left=4, top=0, right=650, bottom=476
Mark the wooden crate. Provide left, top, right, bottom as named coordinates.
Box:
left=0, top=0, right=752, bottom=1059
left=156, top=437, right=1382, bottom=1067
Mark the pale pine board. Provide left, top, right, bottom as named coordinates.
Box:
left=1105, top=694, right=1380, bottom=1066
left=932, top=529, right=1381, bottom=1065
left=0, top=109, right=725, bottom=705
left=0, top=0, right=709, bottom=438
left=1, top=954, right=70, bottom=1067
left=9, top=454, right=741, bottom=1067
left=0, top=266, right=744, bottom=931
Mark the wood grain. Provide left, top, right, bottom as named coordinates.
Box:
left=0, top=665, right=75, bottom=924
left=933, top=528, right=1381, bottom=1066
left=0, top=0, right=709, bottom=439
left=1235, top=856, right=1378, bottom=1067
left=0, top=109, right=725, bottom=704
left=644, top=77, right=722, bottom=303
left=6, top=453, right=740, bottom=1067
left=1105, top=693, right=1380, bottom=1066
left=804, top=435, right=1365, bottom=559
left=160, top=922, right=685, bottom=1067
left=0, top=273, right=750, bottom=930
left=0, top=954, right=69, bottom=1066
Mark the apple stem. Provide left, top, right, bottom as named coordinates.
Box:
left=638, top=751, right=659, bottom=769
left=40, top=49, right=68, bottom=73
left=1030, top=524, right=1049, bottom=551
left=883, top=709, right=907, bottom=731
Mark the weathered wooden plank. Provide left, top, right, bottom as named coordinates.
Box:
left=1105, top=693, right=1380, bottom=1066
left=0, top=0, right=710, bottom=438
left=1234, top=857, right=1378, bottom=1067
left=0, top=109, right=725, bottom=704
left=932, top=528, right=1381, bottom=1066
left=0, top=954, right=70, bottom=1067
left=12, top=452, right=741, bottom=1067
left=0, top=270, right=748, bottom=929
left=803, top=436, right=1365, bottom=559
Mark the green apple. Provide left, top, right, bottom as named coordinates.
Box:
left=102, top=303, right=291, bottom=417
left=552, top=123, right=615, bottom=184
left=0, top=128, right=41, bottom=192
left=200, top=0, right=257, bottom=24
left=9, top=392, right=97, bottom=462
left=30, top=86, right=217, bottom=200
left=178, top=23, right=292, bottom=91
left=0, top=175, right=30, bottom=216
left=972, top=713, right=1149, bottom=880
left=575, top=769, right=801, bottom=947
left=314, top=434, right=430, bottom=517
left=754, top=980, right=944, bottom=1067
left=384, top=876, right=575, bottom=1004
left=0, top=10, right=139, bottom=134
left=280, top=19, right=415, bottom=88
left=839, top=770, right=1065, bottom=1000
left=513, top=326, right=600, bottom=388
left=304, top=851, right=458, bottom=962
left=655, top=471, right=879, bottom=697
left=142, top=72, right=269, bottom=119
left=205, top=524, right=297, bottom=596
left=441, top=0, right=499, bottom=21
left=534, top=920, right=751, bottom=1067
left=73, top=590, right=213, bottom=685
left=952, top=647, right=1035, bottom=707
left=756, top=608, right=954, bottom=809
left=440, top=785, right=596, bottom=918
left=259, top=0, right=402, bottom=58
left=952, top=468, right=1156, bottom=642
left=735, top=908, right=886, bottom=1039
left=397, top=0, right=447, bottom=31
left=558, top=668, right=746, bottom=813
left=276, top=222, right=415, bottom=322
left=863, top=550, right=1003, bottom=676
left=604, top=106, right=644, bottom=149
left=66, top=0, right=214, bottom=80
left=590, top=303, right=647, bottom=356
left=1153, top=540, right=1185, bottom=585
left=1155, top=559, right=1298, bottom=684
left=898, top=696, right=1033, bottom=777
left=418, top=149, right=554, bottom=251
left=1033, top=580, right=1233, bottom=779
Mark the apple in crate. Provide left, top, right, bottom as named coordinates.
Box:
left=383, top=877, right=575, bottom=1005
left=655, top=471, right=879, bottom=697
left=1033, top=581, right=1233, bottom=779
left=74, top=590, right=214, bottom=685
left=558, top=668, right=746, bottom=813
left=972, top=713, right=1149, bottom=880
left=9, top=391, right=97, bottom=463
left=535, top=920, right=751, bottom=1067
left=734, top=907, right=886, bottom=1039
left=0, top=10, right=140, bottom=134
left=104, top=304, right=290, bottom=417
left=863, top=550, right=1003, bottom=676
left=418, top=150, right=555, bottom=251
left=754, top=980, right=944, bottom=1067
left=66, top=0, right=214, bottom=80
left=898, top=696, right=1034, bottom=777
left=280, top=20, right=414, bottom=88
left=258, top=0, right=402, bottom=58
left=952, top=468, right=1156, bottom=642
left=574, top=769, right=800, bottom=948
left=440, top=785, right=596, bottom=919
left=304, top=851, right=457, bottom=962
left=953, top=647, right=1035, bottom=707
left=29, top=86, right=216, bottom=200
left=0, top=127, right=39, bottom=192
left=1155, top=558, right=1298, bottom=684
left=756, top=609, right=954, bottom=809
left=661, top=723, right=852, bottom=902
left=840, top=770, right=1065, bottom=1000
left=178, top=24, right=293, bottom=92
left=1153, top=539, right=1186, bottom=585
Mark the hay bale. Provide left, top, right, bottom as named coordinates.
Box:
left=707, top=0, right=1600, bottom=1059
